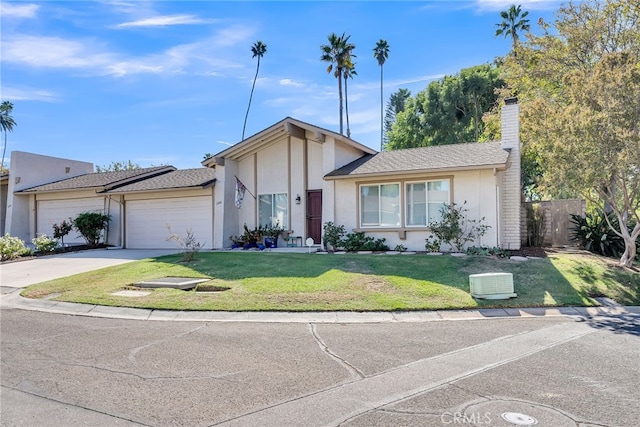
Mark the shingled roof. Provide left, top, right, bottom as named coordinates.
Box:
left=324, top=141, right=510, bottom=179
left=106, top=168, right=216, bottom=193
left=18, top=166, right=175, bottom=193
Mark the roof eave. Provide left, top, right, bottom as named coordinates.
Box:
left=324, top=163, right=508, bottom=181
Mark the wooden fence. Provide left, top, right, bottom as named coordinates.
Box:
left=521, top=199, right=586, bottom=247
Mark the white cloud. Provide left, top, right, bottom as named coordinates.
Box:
left=279, top=78, right=304, bottom=87
left=2, top=36, right=116, bottom=70
left=1, top=86, right=59, bottom=102
left=0, top=3, right=39, bottom=18
left=474, top=0, right=561, bottom=12
left=216, top=140, right=234, bottom=147
left=114, top=14, right=214, bottom=28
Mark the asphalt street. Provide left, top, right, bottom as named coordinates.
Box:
left=2, top=308, right=639, bottom=427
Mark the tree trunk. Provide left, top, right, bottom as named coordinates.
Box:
left=338, top=67, right=344, bottom=135
left=619, top=222, right=639, bottom=268
left=242, top=58, right=261, bottom=140
left=345, top=75, right=350, bottom=138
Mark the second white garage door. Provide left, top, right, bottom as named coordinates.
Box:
left=126, top=196, right=213, bottom=249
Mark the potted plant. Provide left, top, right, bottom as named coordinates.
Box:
left=263, top=221, right=285, bottom=248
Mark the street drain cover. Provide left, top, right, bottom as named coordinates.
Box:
left=134, top=277, right=209, bottom=290
left=501, top=412, right=538, bottom=425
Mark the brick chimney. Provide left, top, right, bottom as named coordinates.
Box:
left=500, top=97, right=521, bottom=250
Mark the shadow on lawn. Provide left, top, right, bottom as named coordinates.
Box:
left=151, top=251, right=595, bottom=308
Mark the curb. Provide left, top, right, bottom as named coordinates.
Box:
left=2, top=290, right=639, bottom=323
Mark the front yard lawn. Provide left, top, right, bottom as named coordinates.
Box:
left=21, top=251, right=640, bottom=311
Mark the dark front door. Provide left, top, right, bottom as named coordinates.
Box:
left=306, top=190, right=322, bottom=245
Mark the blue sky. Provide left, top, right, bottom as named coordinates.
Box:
left=1, top=0, right=561, bottom=170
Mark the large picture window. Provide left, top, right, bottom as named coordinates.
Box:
left=406, top=179, right=450, bottom=226
left=258, top=193, right=288, bottom=228
left=360, top=183, right=400, bottom=227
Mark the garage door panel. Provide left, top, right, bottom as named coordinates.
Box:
left=37, top=198, right=104, bottom=245
left=126, top=197, right=212, bottom=249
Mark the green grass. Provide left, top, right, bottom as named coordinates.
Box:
left=21, top=251, right=640, bottom=311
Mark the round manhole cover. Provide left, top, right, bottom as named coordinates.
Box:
left=501, top=412, right=538, bottom=425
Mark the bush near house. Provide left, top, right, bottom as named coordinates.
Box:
left=0, top=234, right=32, bottom=261
left=428, top=201, right=490, bottom=252
left=32, top=234, right=58, bottom=253
left=73, top=212, right=111, bottom=247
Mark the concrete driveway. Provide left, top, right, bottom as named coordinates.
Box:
left=0, top=248, right=178, bottom=290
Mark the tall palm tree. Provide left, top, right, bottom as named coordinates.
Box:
left=321, top=33, right=355, bottom=135
left=342, top=59, right=357, bottom=138
left=242, top=40, right=267, bottom=140
left=0, top=101, right=16, bottom=171
left=373, top=39, right=389, bottom=151
left=495, top=4, right=530, bottom=54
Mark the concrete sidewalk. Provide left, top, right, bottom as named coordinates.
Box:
left=2, top=289, right=639, bottom=323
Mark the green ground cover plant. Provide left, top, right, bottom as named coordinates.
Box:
left=21, top=251, right=639, bottom=311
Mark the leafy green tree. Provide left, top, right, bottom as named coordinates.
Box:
left=242, top=40, right=267, bottom=140
left=500, top=0, right=640, bottom=267
left=321, top=33, right=355, bottom=135
left=0, top=101, right=16, bottom=171
left=373, top=39, right=390, bottom=150
left=383, top=88, right=411, bottom=149
left=95, top=160, right=141, bottom=172
left=386, top=64, right=503, bottom=150
left=495, top=4, right=530, bottom=54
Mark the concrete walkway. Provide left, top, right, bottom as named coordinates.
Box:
left=2, top=248, right=639, bottom=323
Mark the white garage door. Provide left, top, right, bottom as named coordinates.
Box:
left=126, top=196, right=212, bottom=249
left=37, top=198, right=105, bottom=245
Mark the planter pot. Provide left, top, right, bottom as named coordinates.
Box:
left=264, top=237, right=278, bottom=248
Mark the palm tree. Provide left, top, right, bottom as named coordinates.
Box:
left=342, top=59, right=357, bottom=138
left=242, top=40, right=267, bottom=140
left=321, top=33, right=355, bottom=135
left=495, top=4, right=530, bottom=54
left=373, top=39, right=389, bottom=151
left=0, top=101, right=16, bottom=171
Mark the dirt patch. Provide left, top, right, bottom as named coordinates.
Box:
left=349, top=275, right=396, bottom=293
left=508, top=247, right=549, bottom=258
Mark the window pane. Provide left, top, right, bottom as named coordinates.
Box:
left=361, top=185, right=379, bottom=226
left=274, top=193, right=288, bottom=228
left=380, top=184, right=400, bottom=226
left=406, top=183, right=426, bottom=226
left=258, top=195, right=272, bottom=227
left=427, top=180, right=449, bottom=223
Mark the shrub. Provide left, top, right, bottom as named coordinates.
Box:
left=425, top=236, right=441, bottom=252
left=167, top=226, right=204, bottom=262
left=526, top=203, right=546, bottom=247
left=52, top=219, right=73, bottom=246
left=570, top=210, right=638, bottom=259
left=343, top=232, right=389, bottom=252
left=32, top=234, right=58, bottom=253
left=73, top=212, right=111, bottom=247
left=466, top=246, right=508, bottom=258
left=322, top=222, right=346, bottom=251
left=0, top=234, right=32, bottom=261
left=394, top=244, right=407, bottom=252
left=428, top=201, right=490, bottom=252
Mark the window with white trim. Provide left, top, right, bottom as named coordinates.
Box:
left=258, top=193, right=288, bottom=228
left=405, top=179, right=450, bottom=226
left=360, top=183, right=400, bottom=227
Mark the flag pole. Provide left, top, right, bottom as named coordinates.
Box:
left=235, top=175, right=256, bottom=199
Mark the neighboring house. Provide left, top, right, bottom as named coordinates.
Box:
left=3, top=100, right=521, bottom=251
left=3, top=151, right=95, bottom=242
left=202, top=117, right=377, bottom=249
left=104, top=168, right=216, bottom=249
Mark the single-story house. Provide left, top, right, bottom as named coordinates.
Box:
left=3, top=99, right=521, bottom=251
left=203, top=98, right=521, bottom=251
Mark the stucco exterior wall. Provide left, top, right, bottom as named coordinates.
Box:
left=331, top=170, right=500, bottom=252
left=6, top=151, right=94, bottom=242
